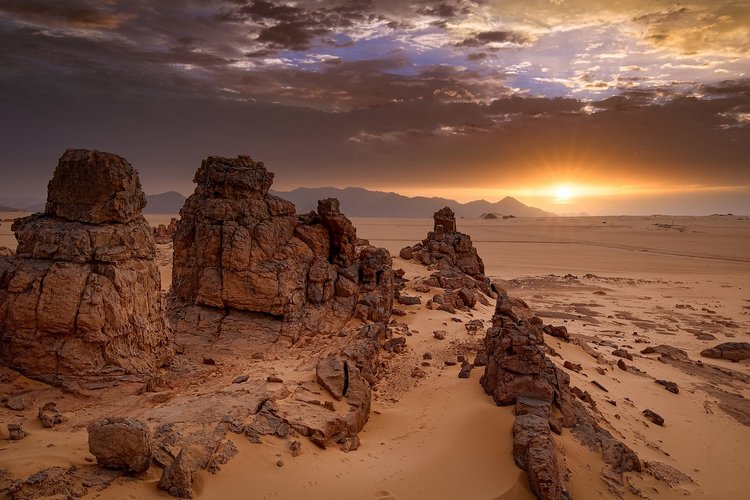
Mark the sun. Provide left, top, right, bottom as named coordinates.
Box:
left=554, top=184, right=573, bottom=202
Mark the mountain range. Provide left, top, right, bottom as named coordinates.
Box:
left=2, top=188, right=554, bottom=218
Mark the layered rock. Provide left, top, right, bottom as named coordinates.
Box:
left=399, top=206, right=495, bottom=304
left=170, top=155, right=393, bottom=343
left=0, top=149, right=173, bottom=378
left=700, top=342, right=750, bottom=362
left=480, top=289, right=640, bottom=499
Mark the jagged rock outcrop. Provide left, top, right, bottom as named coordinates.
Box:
left=480, top=289, right=640, bottom=499
left=0, top=149, right=173, bottom=378
left=170, top=156, right=393, bottom=343
left=399, top=206, right=495, bottom=303
left=153, top=218, right=178, bottom=245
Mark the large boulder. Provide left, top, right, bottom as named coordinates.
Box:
left=700, top=342, right=750, bottom=362
left=169, top=156, right=393, bottom=342
left=88, top=417, right=153, bottom=473
left=0, top=149, right=172, bottom=378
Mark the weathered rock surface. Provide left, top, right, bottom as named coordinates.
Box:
left=399, top=207, right=495, bottom=300
left=480, top=288, right=641, bottom=498
left=45, top=149, right=146, bottom=224
left=38, top=402, right=63, bottom=428
left=700, top=342, right=750, bottom=362
left=0, top=149, right=173, bottom=378
left=170, top=156, right=393, bottom=343
left=153, top=218, right=178, bottom=244
left=88, top=417, right=152, bottom=473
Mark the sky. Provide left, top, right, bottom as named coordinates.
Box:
left=0, top=0, right=749, bottom=215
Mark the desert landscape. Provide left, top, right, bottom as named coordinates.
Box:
left=0, top=150, right=748, bottom=500
left=2, top=1, right=749, bottom=498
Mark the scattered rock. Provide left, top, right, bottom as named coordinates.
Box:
left=611, top=349, right=633, bottom=361
left=7, top=422, right=28, bottom=440
left=267, top=375, right=283, bottom=383
left=38, top=402, right=63, bottom=428
left=591, top=380, right=609, bottom=392
left=643, top=409, right=665, bottom=426
left=433, top=330, right=446, bottom=340
left=202, top=357, right=216, bottom=365
left=563, top=361, right=582, bottom=373
left=398, top=295, right=421, bottom=306
left=289, top=440, right=301, bottom=457
left=655, top=380, right=679, bottom=394
left=458, top=362, right=473, bottom=378
left=617, top=359, right=628, bottom=371
left=465, top=319, right=484, bottom=334
left=543, top=325, right=570, bottom=341
left=88, top=417, right=152, bottom=473
left=6, top=392, right=35, bottom=411
left=232, top=375, right=249, bottom=384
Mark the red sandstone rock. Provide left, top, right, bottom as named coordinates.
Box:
left=0, top=149, right=172, bottom=379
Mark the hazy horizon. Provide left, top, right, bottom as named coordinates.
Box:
left=1, top=1, right=748, bottom=216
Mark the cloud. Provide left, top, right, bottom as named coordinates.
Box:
left=455, top=30, right=531, bottom=48
left=0, top=0, right=126, bottom=29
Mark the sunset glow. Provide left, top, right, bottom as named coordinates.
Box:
left=0, top=0, right=748, bottom=215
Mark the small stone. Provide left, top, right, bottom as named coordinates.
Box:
left=398, top=295, right=421, bottom=306
left=591, top=380, right=609, bottom=392
left=444, top=360, right=457, bottom=366
left=8, top=423, right=28, bottom=440
left=643, top=409, right=665, bottom=426
left=411, top=367, right=427, bottom=379
left=423, top=352, right=433, bottom=360
left=655, top=380, right=679, bottom=394
left=617, top=359, right=628, bottom=371
left=38, top=402, right=64, bottom=428
left=267, top=375, right=283, bottom=383
left=202, top=357, right=216, bottom=365
left=391, top=308, right=407, bottom=316
left=612, top=348, right=633, bottom=361
left=289, top=440, right=301, bottom=457
left=232, top=375, right=249, bottom=384
left=433, top=330, right=447, bottom=340
left=276, top=460, right=284, bottom=467
left=251, top=352, right=265, bottom=360
left=458, top=362, right=473, bottom=378
left=563, top=361, right=582, bottom=372
left=6, top=392, right=35, bottom=411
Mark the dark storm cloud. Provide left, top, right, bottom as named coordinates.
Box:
left=455, top=30, right=531, bottom=48
left=0, top=0, right=124, bottom=29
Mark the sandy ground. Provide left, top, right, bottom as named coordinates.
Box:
left=2, top=212, right=750, bottom=499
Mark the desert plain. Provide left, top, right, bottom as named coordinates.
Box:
left=1, top=210, right=749, bottom=500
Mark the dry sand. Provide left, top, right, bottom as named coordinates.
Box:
left=2, top=212, right=750, bottom=499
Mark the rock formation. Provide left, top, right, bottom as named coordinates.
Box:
left=170, top=155, right=393, bottom=343
left=0, top=149, right=172, bottom=379
left=168, top=155, right=395, bottom=457
left=399, top=206, right=495, bottom=308
left=480, top=289, right=640, bottom=499
left=88, top=417, right=153, bottom=473
left=153, top=218, right=178, bottom=244
left=700, top=342, right=750, bottom=362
